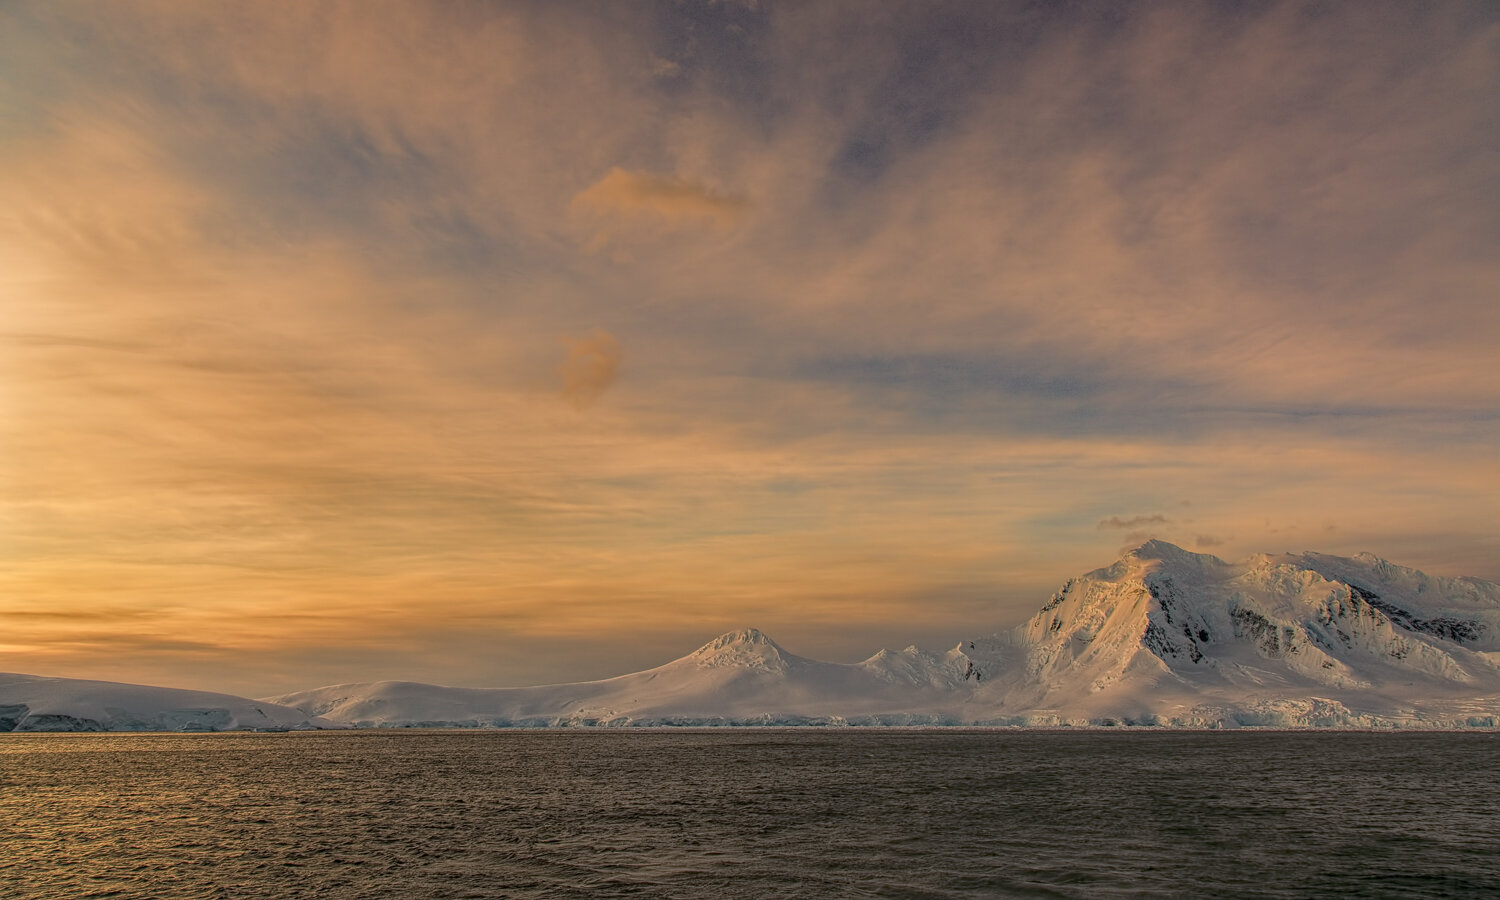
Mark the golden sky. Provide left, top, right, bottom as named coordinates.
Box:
left=3, top=1, right=1497, bottom=696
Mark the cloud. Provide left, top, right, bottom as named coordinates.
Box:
left=1, top=1, right=1497, bottom=694
left=650, top=56, right=682, bottom=79
left=571, top=168, right=749, bottom=247
left=559, top=329, right=622, bottom=408
left=1098, top=514, right=1170, bottom=531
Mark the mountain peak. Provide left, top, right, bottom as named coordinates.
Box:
left=1119, top=540, right=1232, bottom=577
left=1082, top=540, right=1221, bottom=582
left=698, top=627, right=778, bottom=650
left=1129, top=539, right=1193, bottom=560
left=687, top=628, right=794, bottom=672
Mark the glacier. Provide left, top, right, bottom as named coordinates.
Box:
left=0, top=673, right=336, bottom=732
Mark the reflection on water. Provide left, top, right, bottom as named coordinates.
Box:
left=1, top=730, right=1497, bottom=898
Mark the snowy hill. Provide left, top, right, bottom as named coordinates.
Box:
left=0, top=673, right=336, bottom=732
left=272, top=543, right=1500, bottom=729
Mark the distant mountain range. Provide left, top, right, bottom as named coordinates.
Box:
left=6, top=541, right=1499, bottom=730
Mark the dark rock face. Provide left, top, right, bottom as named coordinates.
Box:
left=1142, top=620, right=1172, bottom=657
left=1039, top=580, right=1072, bottom=613
left=1348, top=583, right=1487, bottom=644
left=1232, top=605, right=1295, bottom=657
left=1144, top=577, right=1205, bottom=663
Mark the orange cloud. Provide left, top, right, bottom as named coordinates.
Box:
left=559, top=329, right=622, bottom=408
left=571, top=168, right=749, bottom=248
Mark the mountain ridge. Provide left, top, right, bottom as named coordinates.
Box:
left=264, top=541, right=1500, bottom=728
left=5, top=542, right=1498, bottom=730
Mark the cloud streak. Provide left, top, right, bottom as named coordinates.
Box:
left=1098, top=515, right=1171, bottom=532
left=572, top=168, right=749, bottom=248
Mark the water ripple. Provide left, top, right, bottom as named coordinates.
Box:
left=1, top=731, right=1497, bottom=898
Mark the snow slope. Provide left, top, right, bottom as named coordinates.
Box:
left=0, top=673, right=336, bottom=732
left=272, top=543, right=1500, bottom=729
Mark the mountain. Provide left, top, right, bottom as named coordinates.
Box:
left=267, top=628, right=979, bottom=727
left=964, top=540, right=1500, bottom=727
left=271, top=543, right=1500, bottom=729
left=9, top=543, right=1498, bottom=730
left=0, top=673, right=336, bottom=732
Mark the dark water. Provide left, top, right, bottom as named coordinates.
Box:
left=2, top=731, right=1497, bottom=899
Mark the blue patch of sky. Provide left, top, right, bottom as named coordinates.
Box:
left=240, top=114, right=443, bottom=237
left=803, top=354, right=1097, bottom=402
left=643, top=0, right=775, bottom=121
left=182, top=97, right=537, bottom=279
left=782, top=351, right=1157, bottom=439
left=410, top=207, right=507, bottom=273
left=782, top=349, right=1500, bottom=443
left=826, top=6, right=1049, bottom=185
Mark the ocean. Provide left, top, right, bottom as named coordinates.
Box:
left=1, top=730, right=1496, bottom=898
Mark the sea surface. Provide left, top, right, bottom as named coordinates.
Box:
left=1, top=730, right=1497, bottom=898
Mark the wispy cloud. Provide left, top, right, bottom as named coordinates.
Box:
left=1, top=1, right=1495, bottom=694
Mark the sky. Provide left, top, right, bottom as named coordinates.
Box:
left=2, top=1, right=1497, bottom=697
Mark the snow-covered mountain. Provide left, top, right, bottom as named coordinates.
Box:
left=267, top=628, right=980, bottom=727
left=960, top=540, right=1500, bottom=727
left=271, top=542, right=1500, bottom=729
left=0, top=673, right=336, bottom=732
left=9, top=542, right=1499, bottom=730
